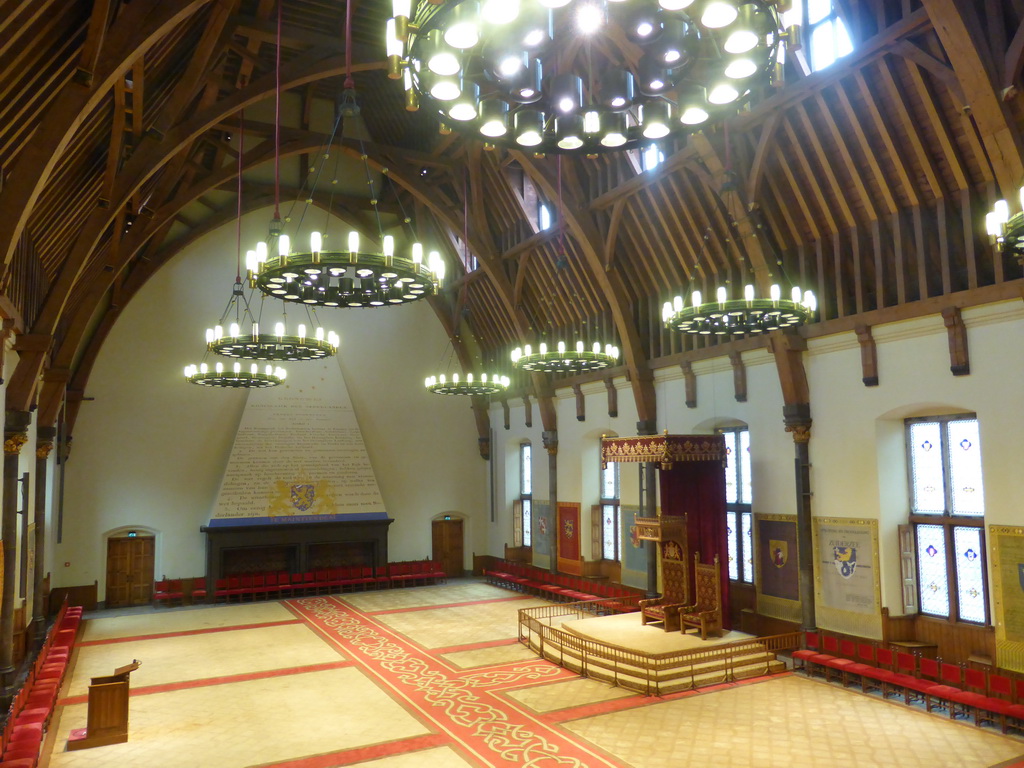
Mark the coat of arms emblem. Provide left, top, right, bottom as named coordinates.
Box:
left=833, top=546, right=857, bottom=579
left=290, top=483, right=316, bottom=512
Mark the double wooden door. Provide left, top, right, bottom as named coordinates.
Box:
left=106, top=536, right=155, bottom=607
left=431, top=518, right=464, bottom=577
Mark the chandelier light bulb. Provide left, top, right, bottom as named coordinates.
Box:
left=539, top=342, right=548, bottom=354
left=576, top=340, right=584, bottom=353
left=216, top=362, right=224, bottom=374
left=1019, top=185, right=1024, bottom=212
left=792, top=286, right=802, bottom=303
left=298, top=324, right=306, bottom=340
left=206, top=328, right=215, bottom=343
left=717, top=286, right=727, bottom=303
left=708, top=83, right=740, bottom=104
left=593, top=342, right=601, bottom=354
left=246, top=250, right=258, bottom=273
left=481, top=0, right=519, bottom=25
left=251, top=363, right=258, bottom=374
left=524, top=344, right=532, bottom=356
left=994, top=199, right=1010, bottom=224
left=663, top=301, right=673, bottom=321
left=444, top=2, right=481, bottom=49
left=744, top=284, right=755, bottom=302
left=725, top=28, right=759, bottom=54
left=558, top=341, right=566, bottom=353
left=658, top=0, right=694, bottom=9
left=986, top=211, right=1001, bottom=237
left=770, top=284, right=781, bottom=302
left=233, top=362, right=241, bottom=374
left=412, top=242, right=423, bottom=264
left=725, top=58, right=758, bottom=80
left=440, top=374, right=447, bottom=384
left=453, top=373, right=460, bottom=383
left=229, top=322, right=240, bottom=337
left=393, top=0, right=412, bottom=19
left=278, top=234, right=290, bottom=258
left=576, top=2, right=604, bottom=34
left=252, top=323, right=259, bottom=337
left=214, top=325, right=223, bottom=340
left=467, top=373, right=474, bottom=383
left=200, top=363, right=209, bottom=374
left=275, top=322, right=285, bottom=338
left=316, top=327, right=325, bottom=340
left=348, top=231, right=360, bottom=253
left=674, top=295, right=684, bottom=311
left=310, top=231, right=322, bottom=254
left=680, top=106, right=710, bottom=125
left=692, top=290, right=702, bottom=307
left=383, top=235, right=395, bottom=259
left=702, top=1, right=739, bottom=28
left=265, top=365, right=273, bottom=376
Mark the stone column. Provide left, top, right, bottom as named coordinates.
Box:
left=542, top=430, right=558, bottom=573
left=0, top=411, right=30, bottom=694
left=784, top=403, right=815, bottom=631
left=32, top=427, right=55, bottom=648
left=637, top=420, right=658, bottom=596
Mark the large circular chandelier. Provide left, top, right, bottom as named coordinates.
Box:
left=387, top=0, right=786, bottom=154
left=249, top=232, right=445, bottom=309
left=207, top=321, right=339, bottom=361
left=184, top=361, right=287, bottom=388
left=662, top=284, right=816, bottom=336
left=511, top=340, right=620, bottom=372
left=425, top=372, right=511, bottom=394
left=985, top=191, right=1024, bottom=264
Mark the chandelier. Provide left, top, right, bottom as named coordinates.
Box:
left=387, top=0, right=787, bottom=154
left=985, top=192, right=1024, bottom=264
left=207, top=317, right=339, bottom=361
left=511, top=340, right=620, bottom=372
left=249, top=231, right=445, bottom=308
left=662, top=284, right=816, bottom=336
left=425, top=372, right=511, bottom=394
left=185, top=361, right=287, bottom=388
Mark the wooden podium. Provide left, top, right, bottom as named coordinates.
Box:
left=67, top=660, right=141, bottom=751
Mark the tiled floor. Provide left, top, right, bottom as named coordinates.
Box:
left=37, top=581, right=1024, bottom=768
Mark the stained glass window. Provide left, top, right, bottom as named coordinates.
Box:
left=519, top=443, right=532, bottom=547
left=954, top=527, right=986, bottom=623
left=739, top=429, right=752, bottom=504
left=602, top=504, right=618, bottom=561
left=601, top=461, right=618, bottom=501
left=724, top=430, right=738, bottom=504
left=906, top=415, right=987, bottom=625
left=909, top=421, right=944, bottom=514
left=741, top=511, right=753, bottom=583
left=948, top=419, right=984, bottom=517
left=720, top=426, right=752, bottom=584
left=916, top=524, right=950, bottom=618
left=726, top=510, right=739, bottom=581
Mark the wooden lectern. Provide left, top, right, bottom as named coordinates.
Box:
left=67, top=660, right=141, bottom=751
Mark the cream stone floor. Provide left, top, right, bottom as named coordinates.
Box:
left=36, top=581, right=1024, bottom=768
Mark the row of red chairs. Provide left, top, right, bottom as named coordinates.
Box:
left=794, top=631, right=1024, bottom=732
left=1, top=601, right=82, bottom=767
left=212, top=562, right=446, bottom=603
left=484, top=560, right=641, bottom=612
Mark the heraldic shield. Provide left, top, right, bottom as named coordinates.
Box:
left=833, top=546, right=857, bottom=579
left=290, top=483, right=316, bottom=512
left=770, top=539, right=788, bottom=568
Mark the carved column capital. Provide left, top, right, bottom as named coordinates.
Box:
left=36, top=441, right=54, bottom=460
left=3, top=434, right=26, bottom=456
left=783, top=403, right=812, bottom=444
left=542, top=429, right=558, bottom=455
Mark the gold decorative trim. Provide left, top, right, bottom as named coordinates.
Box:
left=601, top=434, right=726, bottom=468
left=786, top=424, right=811, bottom=443
left=989, top=525, right=1024, bottom=672
left=4, top=433, right=27, bottom=455
left=758, top=594, right=803, bottom=623
left=36, top=441, right=54, bottom=460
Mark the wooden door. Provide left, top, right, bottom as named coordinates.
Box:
left=106, top=536, right=155, bottom=608
left=431, top=519, right=464, bottom=577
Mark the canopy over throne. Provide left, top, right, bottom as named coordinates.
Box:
left=602, top=434, right=729, bottom=634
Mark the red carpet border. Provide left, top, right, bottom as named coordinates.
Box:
left=287, top=596, right=625, bottom=767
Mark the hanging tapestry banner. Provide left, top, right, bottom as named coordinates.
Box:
left=557, top=503, right=580, bottom=562
left=757, top=516, right=799, bottom=601
left=990, top=526, right=1024, bottom=673
left=814, top=518, right=879, bottom=616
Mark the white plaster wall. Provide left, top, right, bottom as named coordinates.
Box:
left=58, top=207, right=487, bottom=599
left=486, top=300, right=1024, bottom=624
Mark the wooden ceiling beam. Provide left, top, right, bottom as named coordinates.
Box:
left=513, top=152, right=657, bottom=425
left=0, top=0, right=216, bottom=273
left=75, top=0, right=114, bottom=85
left=832, top=81, right=899, bottom=215
left=923, top=0, right=1024, bottom=198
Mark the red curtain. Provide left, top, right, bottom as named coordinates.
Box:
left=659, top=461, right=730, bottom=628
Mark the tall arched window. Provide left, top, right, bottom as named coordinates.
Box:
left=599, top=458, right=621, bottom=561
left=514, top=442, right=533, bottom=548
left=720, top=426, right=753, bottom=584
left=905, top=415, right=987, bottom=624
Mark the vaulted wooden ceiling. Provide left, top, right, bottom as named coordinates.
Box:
left=1, top=0, right=1022, bottom=433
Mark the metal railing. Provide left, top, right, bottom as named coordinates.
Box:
left=518, top=600, right=802, bottom=696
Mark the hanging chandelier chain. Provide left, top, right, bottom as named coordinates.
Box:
left=274, top=0, right=282, bottom=221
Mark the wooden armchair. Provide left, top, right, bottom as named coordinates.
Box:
left=639, top=542, right=689, bottom=632
left=679, top=553, right=723, bottom=640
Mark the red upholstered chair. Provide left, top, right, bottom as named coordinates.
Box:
left=805, top=634, right=839, bottom=679
left=190, top=578, right=207, bottom=603
left=214, top=578, right=231, bottom=603
left=821, top=638, right=859, bottom=685
left=792, top=631, right=821, bottom=673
